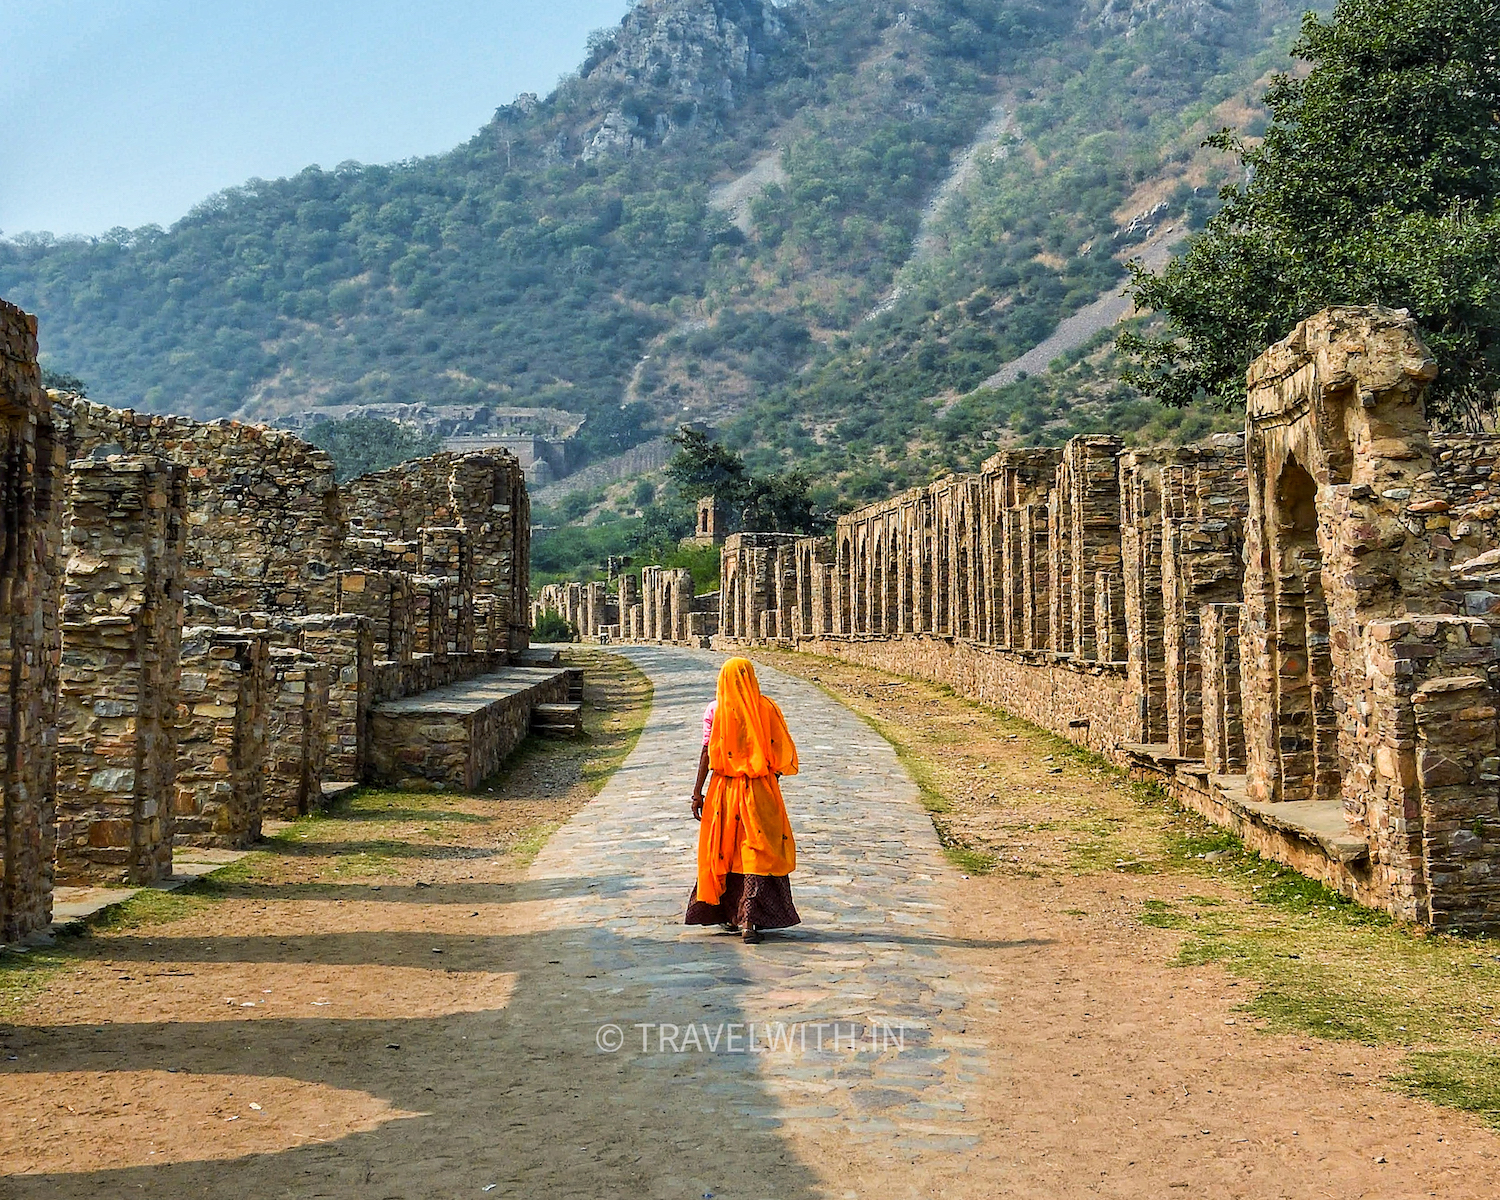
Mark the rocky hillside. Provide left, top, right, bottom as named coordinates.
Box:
left=0, top=0, right=1315, bottom=493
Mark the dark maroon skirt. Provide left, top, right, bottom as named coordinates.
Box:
left=685, top=872, right=801, bottom=930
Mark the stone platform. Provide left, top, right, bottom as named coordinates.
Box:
left=366, top=666, right=572, bottom=790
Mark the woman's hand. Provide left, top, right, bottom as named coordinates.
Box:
left=690, top=794, right=704, bottom=821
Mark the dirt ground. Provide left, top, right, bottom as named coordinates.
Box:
left=3, top=645, right=1499, bottom=1198
left=0, top=650, right=651, bottom=1191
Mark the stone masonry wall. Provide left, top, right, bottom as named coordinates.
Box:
left=175, top=627, right=270, bottom=849
left=54, top=398, right=343, bottom=614
left=55, top=458, right=186, bottom=885
left=0, top=300, right=63, bottom=940
left=343, top=451, right=531, bottom=650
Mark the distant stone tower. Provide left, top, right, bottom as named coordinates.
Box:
left=687, top=495, right=726, bottom=547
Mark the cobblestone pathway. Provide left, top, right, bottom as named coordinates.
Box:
left=527, top=646, right=990, bottom=1176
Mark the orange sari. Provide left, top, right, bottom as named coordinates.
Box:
left=696, top=657, right=798, bottom=907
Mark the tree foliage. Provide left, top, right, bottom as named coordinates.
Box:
left=40, top=368, right=87, bottom=395
left=304, top=415, right=443, bottom=482
left=664, top=427, right=820, bottom=534
left=1121, top=0, right=1500, bottom=426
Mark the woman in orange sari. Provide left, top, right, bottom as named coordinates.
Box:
left=686, top=657, right=800, bottom=943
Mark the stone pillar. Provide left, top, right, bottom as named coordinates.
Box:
left=1412, top=670, right=1500, bottom=929
left=586, top=581, right=607, bottom=640
left=175, top=627, right=270, bottom=848
left=338, top=569, right=414, bottom=663
left=1022, top=504, right=1049, bottom=651
left=1201, top=603, right=1246, bottom=775
left=55, top=457, right=186, bottom=885
left=293, top=614, right=372, bottom=784
left=1162, top=460, right=1244, bottom=760
left=420, top=525, right=474, bottom=653
left=412, top=576, right=450, bottom=663
left=619, top=575, right=638, bottom=641
left=672, top=570, right=694, bottom=643
left=264, top=649, right=329, bottom=819
left=642, top=568, right=659, bottom=641
left=745, top=553, right=765, bottom=643
left=1047, top=481, right=1072, bottom=654
left=474, top=597, right=496, bottom=655
left=0, top=298, right=64, bottom=941
left=1064, top=436, right=1123, bottom=661
left=1094, top=571, right=1124, bottom=663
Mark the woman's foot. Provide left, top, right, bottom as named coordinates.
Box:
left=720, top=922, right=740, bottom=933
left=741, top=924, right=763, bottom=944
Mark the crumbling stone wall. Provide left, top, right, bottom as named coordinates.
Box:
left=343, top=451, right=530, bottom=650
left=264, top=649, right=329, bottom=820
left=55, top=458, right=186, bottom=885
left=54, top=398, right=343, bottom=614
left=715, top=306, right=1500, bottom=931
left=0, top=300, right=63, bottom=940
left=242, top=612, right=373, bottom=784
left=534, top=567, right=716, bottom=645
left=175, top=626, right=270, bottom=848
left=1, top=288, right=545, bottom=929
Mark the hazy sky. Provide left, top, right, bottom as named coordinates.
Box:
left=0, top=1, right=629, bottom=237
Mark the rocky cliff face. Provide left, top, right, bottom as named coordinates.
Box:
left=580, top=0, right=789, bottom=158
left=1092, top=0, right=1253, bottom=41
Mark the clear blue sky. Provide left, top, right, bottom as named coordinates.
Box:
left=0, top=1, right=629, bottom=237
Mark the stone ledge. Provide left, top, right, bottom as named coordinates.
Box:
left=367, top=667, right=572, bottom=790
left=1214, top=776, right=1371, bottom=866
left=1124, top=743, right=1369, bottom=868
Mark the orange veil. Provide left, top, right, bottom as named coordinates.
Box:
left=696, top=657, right=798, bottom=905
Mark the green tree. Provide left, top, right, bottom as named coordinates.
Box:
left=532, top=609, right=578, bottom=642
left=664, top=427, right=749, bottom=501
left=741, top=468, right=820, bottom=533
left=1121, top=0, right=1500, bottom=427
left=40, top=368, right=87, bottom=395
left=305, top=415, right=443, bottom=482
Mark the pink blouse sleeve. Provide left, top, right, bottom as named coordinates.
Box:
left=702, top=700, right=716, bottom=748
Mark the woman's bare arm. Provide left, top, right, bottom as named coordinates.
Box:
left=691, top=746, right=710, bottom=819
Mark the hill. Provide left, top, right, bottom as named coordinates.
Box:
left=0, top=0, right=1315, bottom=498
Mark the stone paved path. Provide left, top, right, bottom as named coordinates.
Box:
left=527, top=646, right=990, bottom=1167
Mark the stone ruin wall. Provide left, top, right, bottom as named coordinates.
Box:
left=55, top=458, right=185, bottom=884
left=55, top=398, right=345, bottom=614
left=0, top=294, right=536, bottom=928
left=533, top=565, right=720, bottom=646
left=0, top=301, right=63, bottom=940
left=718, top=307, right=1500, bottom=932
left=343, top=452, right=531, bottom=652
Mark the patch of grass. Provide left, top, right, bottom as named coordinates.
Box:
left=1139, top=899, right=1189, bottom=929
left=0, top=946, right=70, bottom=1019
left=1394, top=1050, right=1500, bottom=1127
left=943, top=845, right=999, bottom=874
left=202, top=853, right=274, bottom=886
left=510, top=822, right=563, bottom=866
left=88, top=885, right=220, bottom=931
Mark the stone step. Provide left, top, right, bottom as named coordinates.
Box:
left=367, top=667, right=572, bottom=790
left=532, top=701, right=584, bottom=737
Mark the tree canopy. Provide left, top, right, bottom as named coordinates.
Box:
left=1122, top=0, right=1500, bottom=427
left=304, top=415, right=443, bottom=482
left=664, top=428, right=819, bottom=535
